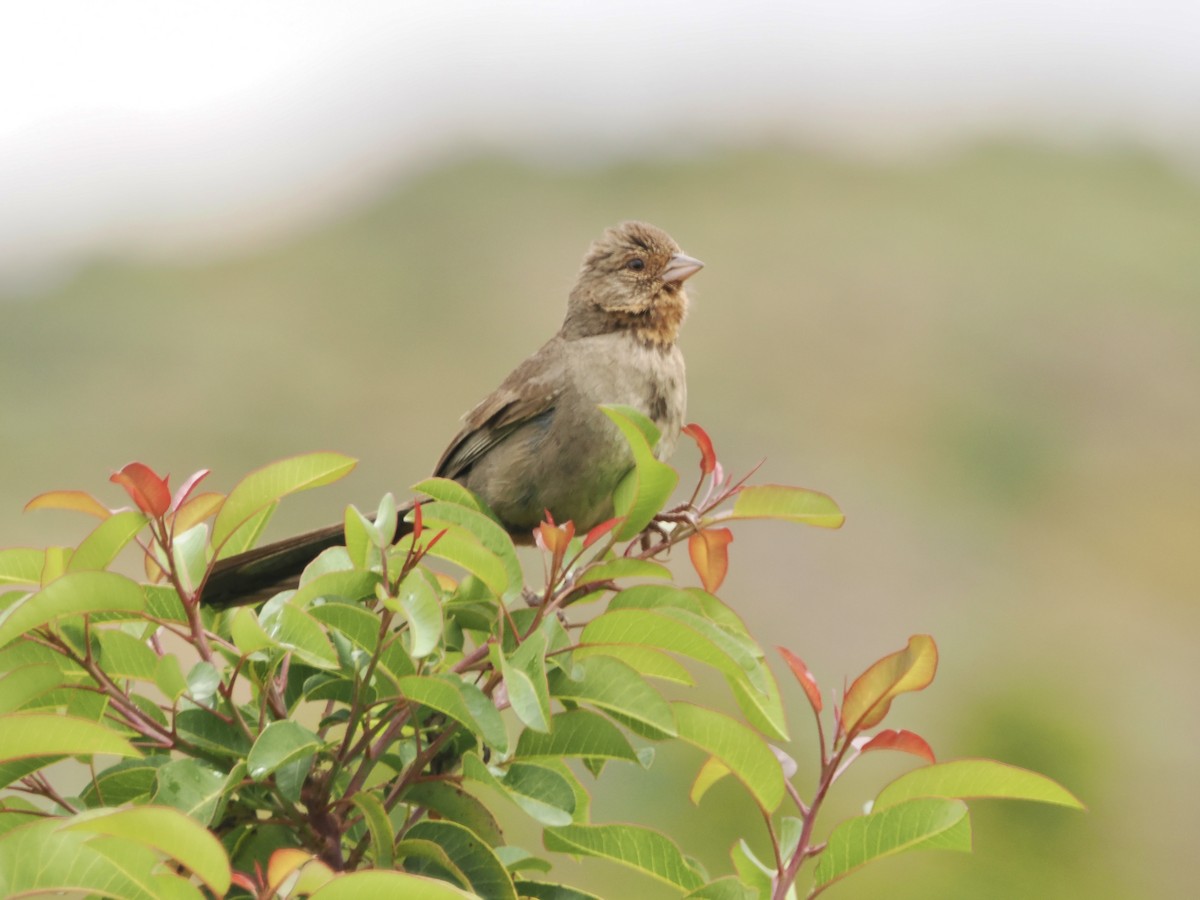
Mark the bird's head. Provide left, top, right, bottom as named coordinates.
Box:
left=564, top=221, right=703, bottom=347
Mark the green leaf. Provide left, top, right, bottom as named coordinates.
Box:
left=573, top=644, right=695, bottom=685
left=461, top=754, right=575, bottom=827
left=543, top=823, right=704, bottom=892
left=309, top=869, right=484, bottom=899
left=575, top=557, right=672, bottom=588
left=291, top=569, right=381, bottom=608
left=405, top=819, right=518, bottom=900
left=228, top=606, right=277, bottom=656
left=174, top=708, right=251, bottom=759
left=397, top=674, right=509, bottom=753
left=0, top=711, right=138, bottom=762
left=267, top=603, right=339, bottom=669
left=152, top=758, right=230, bottom=825
left=421, top=501, right=521, bottom=596
left=580, top=608, right=789, bottom=737
left=874, top=758, right=1085, bottom=811
left=65, top=805, right=231, bottom=897
left=501, top=631, right=552, bottom=734
left=212, top=452, right=356, bottom=553
left=729, top=484, right=845, bottom=528
left=730, top=840, right=774, bottom=898
left=547, top=655, right=675, bottom=739
left=516, top=880, right=603, bottom=900
left=0, top=572, right=144, bottom=648
left=67, top=509, right=147, bottom=572
left=0, top=818, right=178, bottom=899
left=351, top=792, right=395, bottom=867
left=95, top=630, right=158, bottom=681
left=247, top=721, right=322, bottom=781
left=155, top=653, right=188, bottom=702
left=412, top=477, right=494, bottom=518
left=684, top=877, right=760, bottom=900
left=601, top=405, right=679, bottom=541
left=82, top=756, right=168, bottom=808
left=671, top=703, right=785, bottom=813
left=813, top=797, right=972, bottom=890
left=0, top=663, right=64, bottom=713
left=416, top=523, right=511, bottom=597
left=396, top=569, right=444, bottom=658
left=0, top=548, right=44, bottom=586
left=515, top=710, right=639, bottom=763
left=404, top=782, right=503, bottom=847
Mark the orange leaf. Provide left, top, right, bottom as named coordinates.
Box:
left=583, top=516, right=621, bottom=549
left=24, top=490, right=111, bottom=519
left=110, top=462, right=171, bottom=517
left=777, top=646, right=822, bottom=713
left=841, top=635, right=938, bottom=737
left=682, top=423, right=717, bottom=474
left=266, top=848, right=312, bottom=893
left=688, top=527, right=733, bottom=593
left=861, top=728, right=936, bottom=764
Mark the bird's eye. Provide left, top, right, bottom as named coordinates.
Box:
left=625, top=258, right=645, bottom=271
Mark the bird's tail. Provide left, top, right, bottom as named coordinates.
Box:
left=201, top=501, right=415, bottom=609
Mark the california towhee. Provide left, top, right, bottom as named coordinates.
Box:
left=202, top=221, right=703, bottom=608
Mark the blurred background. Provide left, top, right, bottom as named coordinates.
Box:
left=2, top=2, right=1198, bottom=896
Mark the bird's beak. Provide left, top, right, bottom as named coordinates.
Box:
left=661, top=252, right=704, bottom=284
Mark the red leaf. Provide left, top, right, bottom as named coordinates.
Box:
left=688, top=527, right=733, bottom=593
left=861, top=728, right=936, bottom=764
left=169, top=468, right=209, bottom=513
left=682, top=423, right=717, bottom=475
left=583, top=516, right=621, bottom=549
left=777, top=646, right=823, bottom=713
left=110, top=462, right=171, bottom=517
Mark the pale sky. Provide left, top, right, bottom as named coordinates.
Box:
left=2, top=1, right=1198, bottom=283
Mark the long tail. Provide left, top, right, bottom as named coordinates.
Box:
left=201, top=502, right=415, bottom=609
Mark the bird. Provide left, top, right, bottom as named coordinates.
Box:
left=201, top=221, right=703, bottom=608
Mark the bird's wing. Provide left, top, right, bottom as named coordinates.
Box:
left=434, top=340, right=566, bottom=479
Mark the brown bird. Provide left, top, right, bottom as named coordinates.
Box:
left=202, top=221, right=703, bottom=608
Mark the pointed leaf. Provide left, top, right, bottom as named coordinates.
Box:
left=65, top=805, right=230, bottom=896
left=405, top=819, right=518, bottom=900
left=212, top=452, right=356, bottom=550
left=730, top=484, right=844, bottom=528
left=309, top=869, right=483, bottom=899
left=515, top=710, right=639, bottom=763
left=861, top=729, right=936, bottom=764
left=689, top=756, right=732, bottom=805
left=397, top=675, right=509, bottom=753
left=874, top=758, right=1085, bottom=810
left=841, top=635, right=937, bottom=735
left=0, top=711, right=138, bottom=762
left=543, top=823, right=703, bottom=892
left=0, top=572, right=143, bottom=648
left=813, top=797, right=972, bottom=890
left=777, top=646, right=822, bottom=714
left=24, top=490, right=110, bottom=519
left=672, top=703, right=785, bottom=813
left=68, top=509, right=148, bottom=572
